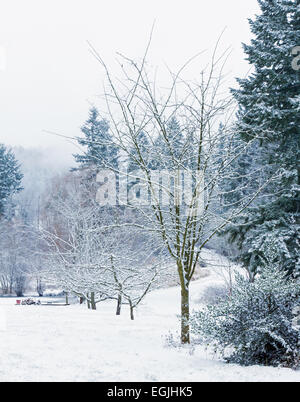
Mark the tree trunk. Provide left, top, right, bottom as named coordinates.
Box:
left=65, top=292, right=69, bottom=305
left=129, top=299, right=134, bottom=320
left=181, top=285, right=190, bottom=344
left=91, top=292, right=97, bottom=310
left=86, top=294, right=91, bottom=309
left=37, top=279, right=44, bottom=297
left=116, top=293, right=122, bottom=315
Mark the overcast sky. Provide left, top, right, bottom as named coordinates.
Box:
left=0, top=0, right=260, bottom=153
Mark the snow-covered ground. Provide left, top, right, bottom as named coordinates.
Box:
left=0, top=250, right=299, bottom=382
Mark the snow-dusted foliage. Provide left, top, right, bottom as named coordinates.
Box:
left=73, top=106, right=119, bottom=170
left=224, top=0, right=300, bottom=278
left=0, top=144, right=23, bottom=217
left=191, top=251, right=300, bottom=368
left=0, top=222, right=39, bottom=296
left=40, top=172, right=163, bottom=318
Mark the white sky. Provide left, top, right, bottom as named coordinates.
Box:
left=0, top=0, right=260, bottom=152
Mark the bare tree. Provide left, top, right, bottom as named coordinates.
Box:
left=105, top=227, right=162, bottom=320
left=84, top=38, right=274, bottom=343
left=0, top=221, right=33, bottom=296
left=40, top=174, right=163, bottom=315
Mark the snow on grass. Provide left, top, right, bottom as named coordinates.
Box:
left=0, top=250, right=299, bottom=382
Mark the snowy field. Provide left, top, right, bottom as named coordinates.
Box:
left=0, top=251, right=299, bottom=382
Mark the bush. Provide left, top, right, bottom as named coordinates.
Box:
left=191, top=265, right=300, bottom=368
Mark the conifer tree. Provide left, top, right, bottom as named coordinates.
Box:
left=152, top=117, right=186, bottom=170
left=225, top=0, right=300, bottom=277
left=74, top=107, right=119, bottom=170
left=0, top=144, right=23, bottom=217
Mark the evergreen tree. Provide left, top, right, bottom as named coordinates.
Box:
left=225, top=0, right=300, bottom=277
left=126, top=131, right=152, bottom=206
left=73, top=107, right=119, bottom=170
left=0, top=144, right=23, bottom=217
left=127, top=131, right=152, bottom=173
left=127, top=119, right=189, bottom=207
left=152, top=117, right=187, bottom=170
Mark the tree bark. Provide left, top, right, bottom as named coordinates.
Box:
left=129, top=299, right=134, bottom=320
left=116, top=293, right=122, bottom=315
left=91, top=292, right=97, bottom=310
left=181, top=285, right=190, bottom=344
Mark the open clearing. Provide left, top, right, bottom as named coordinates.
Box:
left=0, top=251, right=299, bottom=382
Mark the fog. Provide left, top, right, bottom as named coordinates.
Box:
left=0, top=0, right=260, bottom=156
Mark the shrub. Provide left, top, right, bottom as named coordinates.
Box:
left=191, top=265, right=300, bottom=368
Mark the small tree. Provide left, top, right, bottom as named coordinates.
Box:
left=40, top=174, right=162, bottom=314
left=106, top=228, right=161, bottom=320
left=14, top=263, right=27, bottom=297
